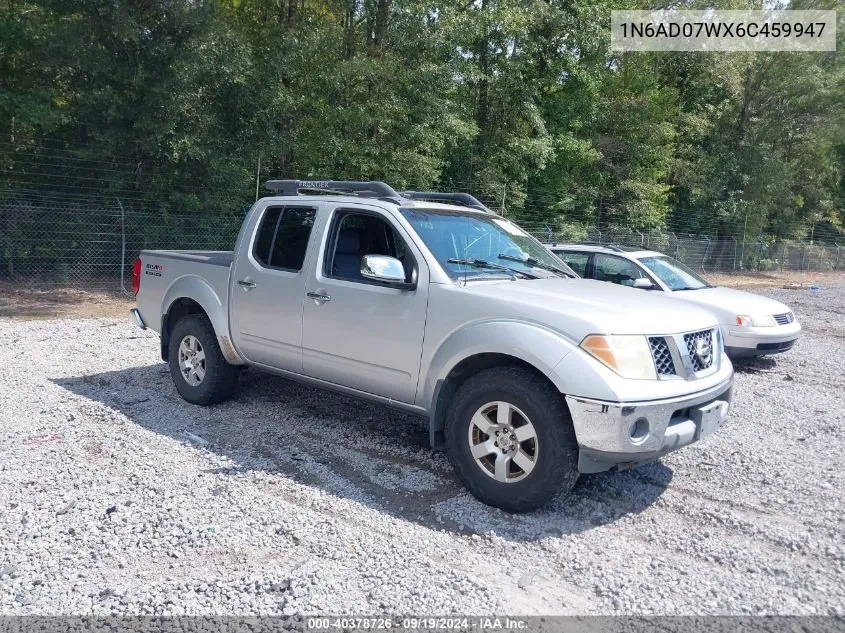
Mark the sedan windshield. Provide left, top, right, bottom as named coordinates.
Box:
left=400, top=208, right=576, bottom=280
left=638, top=255, right=711, bottom=291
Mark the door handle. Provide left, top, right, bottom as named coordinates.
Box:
left=237, top=279, right=257, bottom=290
left=306, top=291, right=331, bottom=302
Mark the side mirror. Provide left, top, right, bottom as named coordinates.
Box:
left=633, top=278, right=654, bottom=289
left=361, top=255, right=413, bottom=289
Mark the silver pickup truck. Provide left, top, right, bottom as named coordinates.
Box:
left=131, top=180, right=734, bottom=512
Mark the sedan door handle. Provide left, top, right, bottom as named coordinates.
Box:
left=237, top=279, right=257, bottom=289
left=306, top=291, right=331, bottom=302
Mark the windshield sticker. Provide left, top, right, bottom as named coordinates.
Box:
left=491, top=218, right=523, bottom=236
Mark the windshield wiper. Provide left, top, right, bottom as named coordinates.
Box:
left=447, top=258, right=540, bottom=279
left=496, top=253, right=575, bottom=278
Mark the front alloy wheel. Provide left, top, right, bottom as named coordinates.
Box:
left=469, top=401, right=538, bottom=483
left=445, top=366, right=580, bottom=513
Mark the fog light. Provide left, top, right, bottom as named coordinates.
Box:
left=629, top=418, right=650, bottom=444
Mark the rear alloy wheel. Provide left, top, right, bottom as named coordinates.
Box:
left=168, top=314, right=238, bottom=405
left=178, top=335, right=206, bottom=386
left=446, top=366, right=579, bottom=513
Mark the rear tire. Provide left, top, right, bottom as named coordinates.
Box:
left=168, top=314, right=238, bottom=405
left=445, top=366, right=579, bottom=513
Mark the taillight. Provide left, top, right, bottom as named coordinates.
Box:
left=132, top=258, right=142, bottom=296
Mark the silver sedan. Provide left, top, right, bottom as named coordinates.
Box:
left=548, top=243, right=801, bottom=358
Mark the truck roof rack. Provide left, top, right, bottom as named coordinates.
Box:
left=264, top=180, right=492, bottom=212
left=265, top=180, right=402, bottom=202
left=400, top=191, right=490, bottom=213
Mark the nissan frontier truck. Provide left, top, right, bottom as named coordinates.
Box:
left=131, top=180, right=733, bottom=512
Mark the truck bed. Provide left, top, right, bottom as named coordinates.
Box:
left=134, top=250, right=235, bottom=336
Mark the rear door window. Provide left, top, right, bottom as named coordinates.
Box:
left=253, top=206, right=316, bottom=272
left=253, top=208, right=282, bottom=266
left=556, top=251, right=590, bottom=277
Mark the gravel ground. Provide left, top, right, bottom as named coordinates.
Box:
left=1, top=283, right=843, bottom=616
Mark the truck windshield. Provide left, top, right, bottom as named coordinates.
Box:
left=638, top=255, right=711, bottom=291
left=400, top=208, right=576, bottom=280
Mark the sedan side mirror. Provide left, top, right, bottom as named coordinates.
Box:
left=633, top=278, right=655, bottom=289
left=361, top=255, right=414, bottom=289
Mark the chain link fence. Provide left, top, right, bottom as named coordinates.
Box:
left=1, top=193, right=842, bottom=290
left=0, top=193, right=244, bottom=291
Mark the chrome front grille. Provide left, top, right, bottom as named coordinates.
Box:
left=648, top=328, right=719, bottom=379
left=648, top=337, right=676, bottom=376
left=683, top=329, right=715, bottom=372
left=773, top=312, right=794, bottom=325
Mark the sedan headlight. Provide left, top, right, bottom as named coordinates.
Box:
left=580, top=334, right=656, bottom=380
left=736, top=315, right=775, bottom=327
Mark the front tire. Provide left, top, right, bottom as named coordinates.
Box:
left=445, top=366, right=579, bottom=513
left=168, top=314, right=238, bottom=405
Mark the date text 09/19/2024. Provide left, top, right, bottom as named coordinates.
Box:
left=306, top=617, right=529, bottom=630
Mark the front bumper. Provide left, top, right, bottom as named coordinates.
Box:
left=724, top=320, right=801, bottom=356
left=565, top=375, right=733, bottom=474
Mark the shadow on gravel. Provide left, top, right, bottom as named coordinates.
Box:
left=53, top=364, right=670, bottom=542
left=730, top=356, right=778, bottom=374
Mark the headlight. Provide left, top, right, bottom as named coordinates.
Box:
left=580, top=334, right=657, bottom=380
left=736, top=315, right=774, bottom=327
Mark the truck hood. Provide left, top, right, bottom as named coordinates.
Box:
left=463, top=278, right=717, bottom=336
left=672, top=286, right=793, bottom=322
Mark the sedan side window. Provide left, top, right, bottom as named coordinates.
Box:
left=556, top=251, right=589, bottom=277
left=593, top=254, right=646, bottom=287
